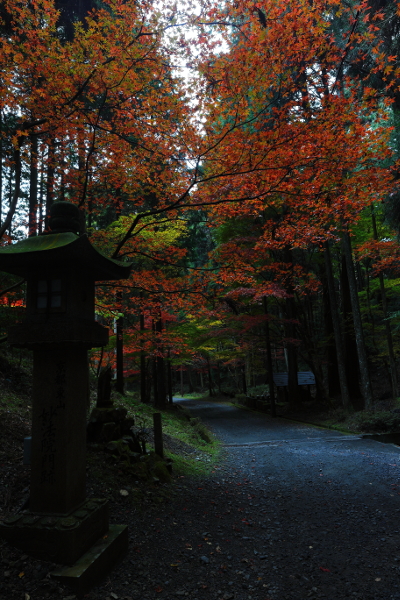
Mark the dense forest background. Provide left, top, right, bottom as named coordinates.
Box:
left=1, top=0, right=400, bottom=415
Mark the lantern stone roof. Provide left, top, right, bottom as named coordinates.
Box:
left=0, top=232, right=132, bottom=281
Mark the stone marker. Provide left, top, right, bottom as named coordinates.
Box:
left=97, top=365, right=113, bottom=408
left=0, top=202, right=131, bottom=592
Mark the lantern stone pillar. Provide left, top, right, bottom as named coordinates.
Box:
left=30, top=347, right=88, bottom=514
left=0, top=202, right=131, bottom=593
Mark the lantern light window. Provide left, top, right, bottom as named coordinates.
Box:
left=36, top=279, right=63, bottom=311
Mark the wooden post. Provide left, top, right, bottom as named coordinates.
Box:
left=153, top=412, right=164, bottom=459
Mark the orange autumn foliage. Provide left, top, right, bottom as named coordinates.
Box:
left=1, top=0, right=400, bottom=368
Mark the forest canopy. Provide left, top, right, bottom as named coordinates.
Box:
left=1, top=0, right=400, bottom=411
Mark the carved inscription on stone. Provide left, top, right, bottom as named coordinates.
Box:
left=39, top=361, right=66, bottom=485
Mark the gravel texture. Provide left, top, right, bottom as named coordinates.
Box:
left=2, top=399, right=400, bottom=600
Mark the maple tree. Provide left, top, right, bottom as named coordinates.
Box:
left=177, top=0, right=400, bottom=409
left=0, top=0, right=203, bottom=389
left=0, top=0, right=196, bottom=236
left=1, top=0, right=400, bottom=408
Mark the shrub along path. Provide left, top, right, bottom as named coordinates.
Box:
left=2, top=397, right=400, bottom=600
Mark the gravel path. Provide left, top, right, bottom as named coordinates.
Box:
left=2, top=398, right=400, bottom=600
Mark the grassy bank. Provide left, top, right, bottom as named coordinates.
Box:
left=115, top=392, right=221, bottom=478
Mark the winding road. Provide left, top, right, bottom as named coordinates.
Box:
left=176, top=396, right=400, bottom=600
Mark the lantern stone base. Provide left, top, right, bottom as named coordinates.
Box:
left=51, top=524, right=128, bottom=597
left=0, top=498, right=109, bottom=564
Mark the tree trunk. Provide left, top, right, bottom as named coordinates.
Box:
left=29, top=134, right=38, bottom=236
left=140, top=306, right=147, bottom=403
left=155, top=317, right=166, bottom=409
left=0, top=147, right=21, bottom=240
left=152, top=320, right=158, bottom=405
left=341, top=253, right=363, bottom=405
left=242, top=364, right=247, bottom=395
left=188, top=367, right=195, bottom=394
left=38, top=147, right=44, bottom=234
left=263, top=297, right=276, bottom=417
left=115, top=314, right=124, bottom=395
left=216, top=361, right=222, bottom=394
left=342, top=228, right=374, bottom=408
left=180, top=365, right=184, bottom=396
left=152, top=357, right=158, bottom=405
left=0, top=111, right=3, bottom=225
left=323, top=243, right=350, bottom=407
left=167, top=350, right=173, bottom=404
left=156, top=354, right=166, bottom=409
left=285, top=295, right=299, bottom=408
left=8, top=168, right=13, bottom=237
left=207, top=357, right=214, bottom=397
left=321, top=262, right=341, bottom=397
left=371, top=206, right=399, bottom=400
left=45, top=139, right=55, bottom=228
left=146, top=360, right=152, bottom=404
left=283, top=247, right=300, bottom=408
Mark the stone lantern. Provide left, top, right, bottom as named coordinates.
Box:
left=0, top=202, right=131, bottom=592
